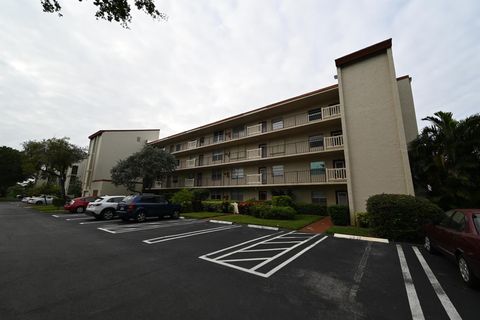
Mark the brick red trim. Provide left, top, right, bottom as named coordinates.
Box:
left=335, top=39, right=392, bottom=68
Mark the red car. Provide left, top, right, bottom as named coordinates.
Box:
left=64, top=196, right=98, bottom=213
left=424, top=209, right=480, bottom=287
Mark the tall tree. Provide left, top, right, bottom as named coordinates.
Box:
left=409, top=111, right=480, bottom=209
left=0, top=147, right=25, bottom=197
left=22, top=138, right=87, bottom=199
left=111, top=144, right=176, bottom=193
left=41, top=0, right=167, bottom=28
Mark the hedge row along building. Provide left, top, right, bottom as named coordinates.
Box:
left=147, top=39, right=417, bottom=222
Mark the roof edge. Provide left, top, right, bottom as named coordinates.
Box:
left=335, top=39, right=392, bottom=68
left=88, top=129, right=160, bottom=140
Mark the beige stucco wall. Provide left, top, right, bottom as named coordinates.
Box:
left=397, top=77, right=419, bottom=144
left=338, top=49, right=415, bottom=220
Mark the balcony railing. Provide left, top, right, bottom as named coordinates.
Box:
left=160, top=168, right=346, bottom=189
left=176, top=136, right=344, bottom=169
left=324, top=135, right=344, bottom=150
left=172, top=104, right=341, bottom=152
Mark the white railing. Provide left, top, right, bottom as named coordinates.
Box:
left=327, top=168, right=347, bottom=182
left=246, top=174, right=262, bottom=184
left=185, top=178, right=195, bottom=187
left=324, top=135, right=344, bottom=150
left=187, top=140, right=197, bottom=149
left=247, top=148, right=261, bottom=159
left=322, top=104, right=341, bottom=119
left=246, top=123, right=262, bottom=136
left=186, top=159, right=196, bottom=168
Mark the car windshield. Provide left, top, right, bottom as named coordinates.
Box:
left=473, top=213, right=480, bottom=234
left=94, top=197, right=104, bottom=202
left=121, top=196, right=136, bottom=204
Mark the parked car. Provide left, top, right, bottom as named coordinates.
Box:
left=85, top=196, right=125, bottom=220
left=424, top=209, right=480, bottom=287
left=21, top=197, right=31, bottom=203
left=117, top=195, right=181, bottom=222
left=64, top=196, right=98, bottom=213
left=28, top=195, right=55, bottom=205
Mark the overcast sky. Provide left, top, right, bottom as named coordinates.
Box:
left=0, top=0, right=478, bottom=150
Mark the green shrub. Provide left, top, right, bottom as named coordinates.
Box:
left=271, top=195, right=294, bottom=208
left=192, top=189, right=209, bottom=201
left=295, top=203, right=327, bottom=216
left=202, top=200, right=232, bottom=213
left=171, top=189, right=194, bottom=212
left=266, top=206, right=296, bottom=219
left=366, top=194, right=443, bottom=241
left=328, top=205, right=350, bottom=226
left=238, top=201, right=264, bottom=215
left=250, top=204, right=272, bottom=218
left=356, top=212, right=370, bottom=228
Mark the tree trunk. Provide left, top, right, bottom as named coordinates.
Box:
left=59, top=174, right=66, bottom=200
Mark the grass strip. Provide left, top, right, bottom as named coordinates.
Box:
left=181, top=212, right=225, bottom=219
left=213, top=214, right=323, bottom=230
left=325, top=226, right=373, bottom=237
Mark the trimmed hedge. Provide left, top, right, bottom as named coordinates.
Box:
left=202, top=200, right=232, bottom=213
left=295, top=203, right=327, bottom=216
left=250, top=205, right=296, bottom=220
left=356, top=212, right=370, bottom=228
left=366, top=194, right=443, bottom=241
left=328, top=205, right=350, bottom=226
left=271, top=195, right=294, bottom=208
left=52, top=198, right=66, bottom=207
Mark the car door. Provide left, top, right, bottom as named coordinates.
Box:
left=153, top=196, right=169, bottom=217
left=433, top=210, right=455, bottom=252
left=442, top=211, right=467, bottom=257
left=140, top=196, right=154, bottom=217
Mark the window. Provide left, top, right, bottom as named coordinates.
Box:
left=311, top=191, right=327, bottom=206
left=175, top=144, right=181, bottom=151
left=259, top=191, right=267, bottom=201
left=232, top=168, right=244, bottom=179
left=309, top=135, right=324, bottom=148
left=213, top=130, right=224, bottom=143
left=272, top=118, right=284, bottom=130
left=71, top=165, right=78, bottom=175
left=136, top=136, right=141, bottom=142
left=272, top=165, right=284, bottom=177
left=210, top=191, right=222, bottom=200
left=211, top=169, right=222, bottom=181
left=474, top=214, right=480, bottom=234
left=169, top=145, right=174, bottom=153
left=308, top=108, right=322, bottom=121
left=199, top=137, right=205, bottom=146
left=231, top=190, right=244, bottom=201
left=172, top=175, right=178, bottom=183
left=175, top=159, right=180, bottom=167
left=232, top=126, right=245, bottom=139
left=212, top=150, right=223, bottom=162
left=450, top=211, right=466, bottom=231
left=310, top=161, right=326, bottom=175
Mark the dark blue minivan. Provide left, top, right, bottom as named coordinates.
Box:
left=117, top=195, right=181, bottom=222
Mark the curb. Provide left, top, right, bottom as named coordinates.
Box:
left=247, top=224, right=279, bottom=231
left=209, top=219, right=233, bottom=225
left=333, top=233, right=389, bottom=243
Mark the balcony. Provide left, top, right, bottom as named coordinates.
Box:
left=176, top=136, right=344, bottom=170
left=172, top=104, right=341, bottom=152
left=160, top=168, right=347, bottom=189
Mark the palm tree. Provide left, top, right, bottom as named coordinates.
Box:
left=409, top=111, right=480, bottom=209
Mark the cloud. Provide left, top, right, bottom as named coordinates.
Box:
left=0, top=0, right=478, bottom=150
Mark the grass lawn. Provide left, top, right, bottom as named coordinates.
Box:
left=181, top=212, right=225, bottom=219
left=30, top=205, right=67, bottom=213
left=214, top=214, right=323, bottom=230
left=325, top=226, right=374, bottom=237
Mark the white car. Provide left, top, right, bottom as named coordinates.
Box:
left=85, top=195, right=125, bottom=220
left=27, top=195, right=55, bottom=205
left=21, top=197, right=31, bottom=203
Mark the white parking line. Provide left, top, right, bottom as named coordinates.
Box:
left=143, top=225, right=241, bottom=244
left=80, top=220, right=117, bottom=225
left=65, top=217, right=92, bottom=221
left=199, top=232, right=327, bottom=278
left=396, top=245, right=425, bottom=320
left=98, top=220, right=203, bottom=234
left=412, top=246, right=462, bottom=320
left=52, top=214, right=86, bottom=218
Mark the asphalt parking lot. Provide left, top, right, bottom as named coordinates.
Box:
left=0, top=202, right=478, bottom=320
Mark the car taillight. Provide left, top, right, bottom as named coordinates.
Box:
left=127, top=204, right=136, bottom=212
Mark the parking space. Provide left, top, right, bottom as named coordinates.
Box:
left=1, top=203, right=479, bottom=320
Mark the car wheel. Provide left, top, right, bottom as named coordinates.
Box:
left=76, top=206, right=85, bottom=213
left=102, top=209, right=115, bottom=220
left=36, top=201, right=43, bottom=205
left=424, top=236, right=436, bottom=254
left=172, top=210, right=180, bottom=219
left=458, top=255, right=478, bottom=287
left=136, top=211, right=147, bottom=223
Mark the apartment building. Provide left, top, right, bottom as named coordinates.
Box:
left=82, top=129, right=160, bottom=197
left=149, top=39, right=418, bottom=222
left=65, top=159, right=87, bottom=196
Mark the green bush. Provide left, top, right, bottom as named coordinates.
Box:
left=295, top=203, right=327, bottom=216
left=356, top=212, right=371, bottom=228
left=250, top=204, right=272, bottom=218
left=272, top=195, right=294, bottom=208
left=266, top=206, right=296, bottom=220
left=328, top=205, right=350, bottom=226
left=171, top=189, right=194, bottom=212
left=202, top=200, right=232, bottom=213
left=366, top=194, right=443, bottom=241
